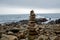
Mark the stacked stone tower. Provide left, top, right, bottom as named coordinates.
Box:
left=28, top=10, right=36, bottom=27
left=27, top=10, right=38, bottom=40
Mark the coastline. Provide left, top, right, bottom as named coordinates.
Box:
left=0, top=12, right=60, bottom=40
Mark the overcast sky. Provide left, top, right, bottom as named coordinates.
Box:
left=0, top=0, right=60, bottom=14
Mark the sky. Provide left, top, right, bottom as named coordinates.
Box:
left=0, top=0, right=60, bottom=14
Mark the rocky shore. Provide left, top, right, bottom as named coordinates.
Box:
left=0, top=10, right=60, bottom=40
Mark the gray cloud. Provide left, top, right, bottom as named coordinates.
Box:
left=0, top=0, right=60, bottom=8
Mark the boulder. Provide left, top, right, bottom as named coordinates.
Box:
left=0, top=34, right=18, bottom=40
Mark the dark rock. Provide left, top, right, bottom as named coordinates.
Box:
left=36, top=18, right=48, bottom=22
left=55, top=19, right=60, bottom=24
left=36, top=18, right=48, bottom=24
left=48, top=19, right=60, bottom=24
left=10, top=27, right=20, bottom=33
left=17, top=20, right=29, bottom=25
left=48, top=20, right=55, bottom=24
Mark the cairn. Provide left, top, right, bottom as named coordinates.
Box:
left=27, top=10, right=38, bottom=40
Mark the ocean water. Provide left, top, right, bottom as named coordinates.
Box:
left=0, top=14, right=60, bottom=23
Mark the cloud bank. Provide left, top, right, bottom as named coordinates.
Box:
left=0, top=0, right=60, bottom=14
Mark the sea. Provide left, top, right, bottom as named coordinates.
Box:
left=0, top=13, right=60, bottom=24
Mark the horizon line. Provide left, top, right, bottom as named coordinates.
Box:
left=0, top=13, right=60, bottom=15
